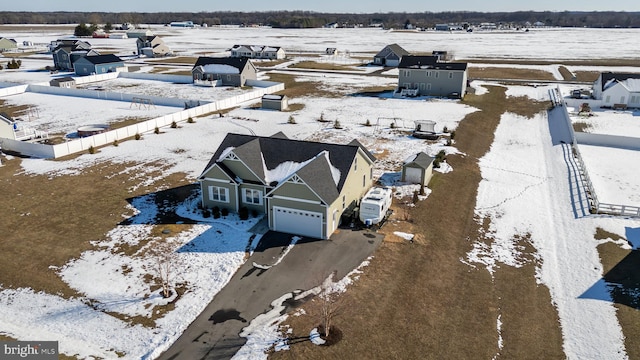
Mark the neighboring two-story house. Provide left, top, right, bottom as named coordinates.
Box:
left=51, top=40, right=97, bottom=71
left=191, top=56, right=257, bottom=87
left=199, top=133, right=376, bottom=239
left=397, top=55, right=468, bottom=98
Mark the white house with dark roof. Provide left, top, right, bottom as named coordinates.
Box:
left=230, top=45, right=286, bottom=59
left=593, top=72, right=640, bottom=108
left=198, top=133, right=376, bottom=239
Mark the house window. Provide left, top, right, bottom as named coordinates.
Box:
left=620, top=96, right=626, bottom=103
left=605, top=96, right=611, bottom=103
left=243, top=188, right=263, bottom=205
left=427, top=83, right=432, bottom=90
left=370, top=167, right=373, bottom=180
left=342, top=195, right=346, bottom=209
left=363, top=174, right=366, bottom=187
left=403, top=70, right=410, bottom=77
left=448, top=72, right=453, bottom=79
left=435, top=72, right=439, bottom=78
left=208, top=186, right=229, bottom=203
left=354, top=157, right=358, bottom=171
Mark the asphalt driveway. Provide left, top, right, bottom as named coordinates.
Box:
left=158, top=228, right=383, bottom=360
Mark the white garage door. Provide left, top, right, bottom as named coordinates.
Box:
left=273, top=206, right=323, bottom=239
left=405, top=167, right=423, bottom=184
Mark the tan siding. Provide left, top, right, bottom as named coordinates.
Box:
left=221, top=159, right=262, bottom=183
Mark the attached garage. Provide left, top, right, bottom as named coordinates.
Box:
left=273, top=206, right=323, bottom=239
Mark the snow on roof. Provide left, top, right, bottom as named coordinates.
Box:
left=263, top=150, right=340, bottom=186
left=621, top=78, right=640, bottom=92
left=217, top=147, right=235, bottom=162
left=262, top=94, right=283, bottom=100
left=603, top=78, right=618, bottom=91
left=403, top=153, right=418, bottom=164
left=202, top=64, right=239, bottom=74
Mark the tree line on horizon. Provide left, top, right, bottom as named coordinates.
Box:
left=1, top=11, right=640, bottom=28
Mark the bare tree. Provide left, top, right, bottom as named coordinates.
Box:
left=147, top=238, right=181, bottom=298
left=317, top=271, right=349, bottom=338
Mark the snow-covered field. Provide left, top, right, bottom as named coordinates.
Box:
left=1, top=26, right=640, bottom=359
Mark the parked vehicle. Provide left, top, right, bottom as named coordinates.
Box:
left=359, top=187, right=393, bottom=226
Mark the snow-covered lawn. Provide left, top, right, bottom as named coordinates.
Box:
left=578, top=144, right=640, bottom=206
left=569, top=108, right=640, bottom=138
left=0, top=191, right=263, bottom=359
left=2, top=91, right=180, bottom=135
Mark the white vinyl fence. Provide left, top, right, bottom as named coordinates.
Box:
left=554, top=85, right=640, bottom=217
left=1, top=80, right=284, bottom=159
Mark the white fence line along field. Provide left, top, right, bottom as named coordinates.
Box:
left=0, top=77, right=284, bottom=158
left=554, top=85, right=640, bottom=217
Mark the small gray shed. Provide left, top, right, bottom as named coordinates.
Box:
left=402, top=152, right=435, bottom=187
left=262, top=94, right=288, bottom=111
left=49, top=77, right=77, bottom=88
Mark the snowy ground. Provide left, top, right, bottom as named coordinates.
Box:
left=1, top=26, right=640, bottom=359
left=467, top=85, right=640, bottom=359
left=2, top=91, right=180, bottom=135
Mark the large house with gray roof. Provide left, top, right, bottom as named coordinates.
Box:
left=191, top=56, right=257, bottom=87
left=199, top=133, right=376, bottom=239
left=230, top=45, right=285, bottom=59
left=373, top=44, right=410, bottom=67
left=593, top=72, right=640, bottom=108
left=396, top=55, right=468, bottom=98
left=73, top=54, right=125, bottom=76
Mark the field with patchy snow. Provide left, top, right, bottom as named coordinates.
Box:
left=1, top=25, right=640, bottom=360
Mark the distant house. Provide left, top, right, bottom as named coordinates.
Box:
left=402, top=152, right=435, bottom=188
left=191, top=56, right=257, bottom=87
left=325, top=48, right=338, bottom=56
left=432, top=50, right=452, bottom=62
left=49, top=77, right=76, bottom=88
left=126, top=29, right=154, bottom=39
left=51, top=40, right=97, bottom=71
left=230, top=45, right=286, bottom=60
left=435, top=24, right=451, bottom=31
left=170, top=21, right=195, bottom=28
left=136, top=36, right=172, bottom=57
left=373, top=44, right=410, bottom=67
left=593, top=72, right=640, bottom=108
left=262, top=94, right=288, bottom=111
left=198, top=133, right=376, bottom=239
left=0, top=37, right=18, bottom=52
left=396, top=55, right=468, bottom=98
left=73, top=54, right=125, bottom=76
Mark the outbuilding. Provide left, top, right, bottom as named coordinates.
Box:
left=262, top=94, right=288, bottom=111
left=49, top=76, right=76, bottom=88
left=401, top=152, right=435, bottom=188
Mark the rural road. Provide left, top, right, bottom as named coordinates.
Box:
left=158, top=228, right=383, bottom=360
